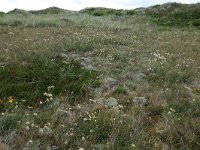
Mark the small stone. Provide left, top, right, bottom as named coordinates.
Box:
left=104, top=97, right=119, bottom=107
left=9, top=32, right=14, bottom=35
left=105, top=77, right=117, bottom=84
left=92, top=144, right=107, bottom=150
left=84, top=64, right=97, bottom=71
left=133, top=97, right=148, bottom=106
left=55, top=109, right=75, bottom=125
left=94, top=88, right=104, bottom=97
left=95, top=97, right=119, bottom=108
left=51, top=145, right=59, bottom=150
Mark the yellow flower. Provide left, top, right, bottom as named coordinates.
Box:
left=7, top=96, right=14, bottom=103
left=8, top=99, right=14, bottom=103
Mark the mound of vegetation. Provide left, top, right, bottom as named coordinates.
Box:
left=0, top=11, right=5, bottom=16
left=80, top=7, right=136, bottom=16
left=0, top=56, right=99, bottom=109
left=29, top=7, right=67, bottom=15
left=146, top=2, right=200, bottom=28
left=7, top=9, right=30, bottom=16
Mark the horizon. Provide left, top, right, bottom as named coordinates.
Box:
left=1, top=0, right=200, bottom=13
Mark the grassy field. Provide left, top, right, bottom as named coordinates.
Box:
left=0, top=3, right=200, bottom=150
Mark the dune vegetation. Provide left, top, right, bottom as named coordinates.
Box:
left=0, top=2, right=200, bottom=150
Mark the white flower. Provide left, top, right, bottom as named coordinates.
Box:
left=131, top=144, right=136, bottom=147
left=81, top=136, right=85, bottom=141
left=61, top=124, right=65, bottom=128
left=83, top=118, right=87, bottom=121
left=118, top=105, right=123, bottom=109
left=15, top=105, right=18, bottom=109
left=39, top=128, right=44, bottom=134
left=43, top=125, right=48, bottom=129
left=25, top=126, right=30, bottom=130
left=169, top=108, right=175, bottom=112
left=64, top=139, right=68, bottom=145
left=48, top=94, right=52, bottom=97
left=77, top=104, right=81, bottom=109
left=79, top=148, right=84, bottom=150
left=33, top=113, right=37, bottom=116
left=48, top=85, right=55, bottom=90
left=28, top=140, right=33, bottom=144
left=25, top=121, right=30, bottom=125
left=27, top=106, right=33, bottom=109
left=31, top=123, right=35, bottom=127
left=70, top=133, right=74, bottom=136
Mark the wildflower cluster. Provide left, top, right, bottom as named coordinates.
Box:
left=42, top=85, right=54, bottom=104
left=192, top=87, right=200, bottom=95
left=151, top=52, right=166, bottom=63
left=167, top=107, right=176, bottom=115
left=0, top=96, right=19, bottom=113
left=7, top=96, right=14, bottom=103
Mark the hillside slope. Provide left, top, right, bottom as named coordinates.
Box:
left=0, top=3, right=200, bottom=150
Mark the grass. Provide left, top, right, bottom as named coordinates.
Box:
left=114, top=85, right=127, bottom=94
left=0, top=3, right=200, bottom=149
left=0, top=113, right=22, bottom=136
left=0, top=14, right=68, bottom=27
left=146, top=2, right=200, bottom=28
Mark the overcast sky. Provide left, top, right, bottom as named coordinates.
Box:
left=1, top=0, right=200, bottom=12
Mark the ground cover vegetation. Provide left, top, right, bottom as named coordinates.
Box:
left=0, top=2, right=200, bottom=150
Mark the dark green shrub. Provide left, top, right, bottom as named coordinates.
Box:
left=0, top=58, right=99, bottom=106
left=146, top=3, right=200, bottom=28
left=30, top=7, right=66, bottom=15
left=11, top=20, right=23, bottom=26
left=81, top=8, right=126, bottom=16
left=126, top=10, right=136, bottom=15
left=0, top=11, right=5, bottom=16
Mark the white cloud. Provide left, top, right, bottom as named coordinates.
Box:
left=0, top=0, right=199, bottom=12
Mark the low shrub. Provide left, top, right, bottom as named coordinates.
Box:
left=146, top=3, right=200, bottom=28
left=0, top=56, right=99, bottom=106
